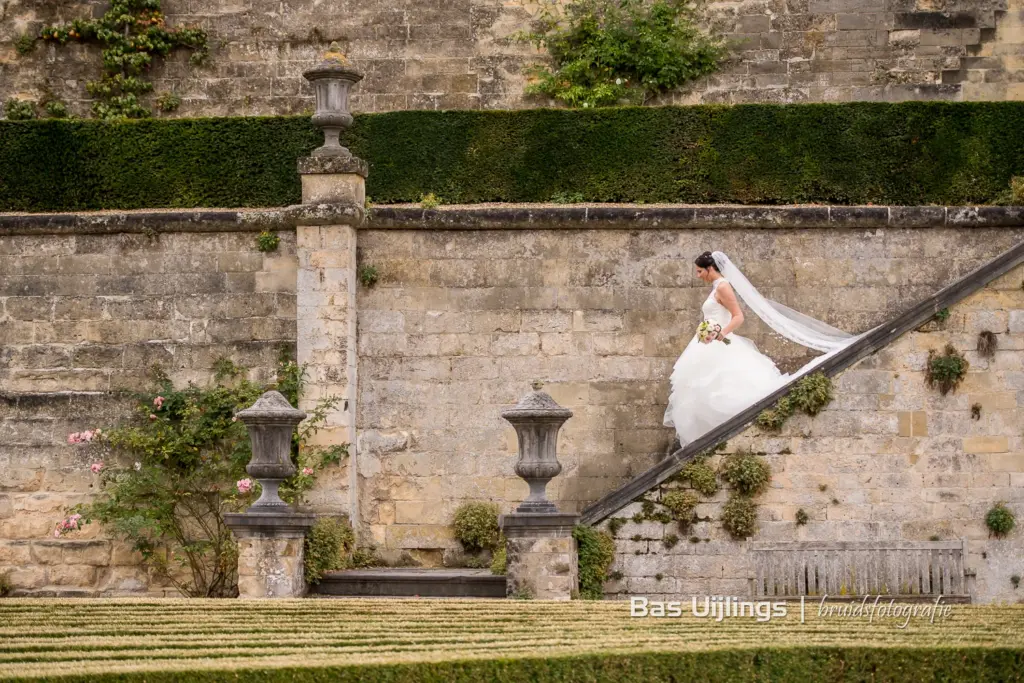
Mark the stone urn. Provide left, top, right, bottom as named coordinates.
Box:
left=235, top=390, right=306, bottom=511
left=501, top=384, right=573, bottom=514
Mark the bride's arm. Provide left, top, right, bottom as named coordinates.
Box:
left=714, top=282, right=744, bottom=338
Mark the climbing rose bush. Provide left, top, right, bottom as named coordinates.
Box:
left=57, top=354, right=347, bottom=597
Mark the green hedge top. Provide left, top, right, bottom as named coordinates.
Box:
left=2, top=102, right=1023, bottom=212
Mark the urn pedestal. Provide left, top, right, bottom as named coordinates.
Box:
left=223, top=391, right=315, bottom=598
left=498, top=386, right=580, bottom=600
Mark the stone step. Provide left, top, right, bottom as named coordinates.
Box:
left=309, top=568, right=507, bottom=598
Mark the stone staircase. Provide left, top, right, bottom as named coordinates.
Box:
left=309, top=568, right=507, bottom=598
left=580, top=237, right=1024, bottom=525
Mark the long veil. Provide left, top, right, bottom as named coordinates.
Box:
left=712, top=251, right=864, bottom=366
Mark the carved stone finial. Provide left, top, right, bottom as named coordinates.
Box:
left=322, top=41, right=349, bottom=65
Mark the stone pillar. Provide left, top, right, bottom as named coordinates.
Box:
left=293, top=44, right=368, bottom=530
left=224, top=391, right=315, bottom=598
left=295, top=156, right=367, bottom=526
left=498, top=385, right=580, bottom=600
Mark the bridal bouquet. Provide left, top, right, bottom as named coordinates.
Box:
left=697, top=321, right=730, bottom=345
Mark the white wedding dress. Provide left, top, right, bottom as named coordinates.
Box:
left=663, top=252, right=866, bottom=448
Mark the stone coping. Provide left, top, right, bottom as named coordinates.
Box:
left=1, top=204, right=1023, bottom=235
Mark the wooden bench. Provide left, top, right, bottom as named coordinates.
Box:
left=748, top=540, right=974, bottom=603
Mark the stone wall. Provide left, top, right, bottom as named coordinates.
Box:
left=0, top=223, right=296, bottom=595
left=603, top=264, right=1024, bottom=604
left=1, top=208, right=1022, bottom=597
left=351, top=218, right=1024, bottom=565
left=3, top=0, right=1024, bottom=118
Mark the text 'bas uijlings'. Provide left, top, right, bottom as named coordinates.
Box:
left=630, top=596, right=787, bottom=622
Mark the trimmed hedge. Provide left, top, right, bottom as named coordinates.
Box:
left=2, top=102, right=1024, bottom=211
left=16, top=648, right=1024, bottom=682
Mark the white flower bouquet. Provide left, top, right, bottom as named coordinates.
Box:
left=697, top=320, right=730, bottom=345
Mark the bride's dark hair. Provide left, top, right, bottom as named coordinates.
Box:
left=694, top=251, right=719, bottom=272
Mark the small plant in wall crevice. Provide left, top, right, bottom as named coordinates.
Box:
left=255, top=230, right=280, bottom=253
left=721, top=495, right=758, bottom=539
left=720, top=452, right=771, bottom=497
left=977, top=330, right=997, bottom=359
left=926, top=344, right=969, bottom=396
left=755, top=372, right=833, bottom=432
left=795, top=508, right=809, bottom=526
left=986, top=502, right=1015, bottom=538
left=660, top=490, right=699, bottom=524
left=358, top=264, right=380, bottom=288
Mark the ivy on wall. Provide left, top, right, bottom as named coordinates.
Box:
left=36, top=0, right=207, bottom=119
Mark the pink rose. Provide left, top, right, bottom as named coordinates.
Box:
left=149, top=414, right=157, bottom=421
left=236, top=478, right=253, bottom=494
left=231, top=416, right=238, bottom=422
left=67, top=433, right=78, bottom=444
left=90, top=462, right=104, bottom=474
left=153, top=396, right=164, bottom=409
left=302, top=467, right=314, bottom=476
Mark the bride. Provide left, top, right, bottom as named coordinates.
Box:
left=664, top=251, right=862, bottom=447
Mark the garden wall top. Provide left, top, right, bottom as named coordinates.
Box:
left=2, top=204, right=1024, bottom=236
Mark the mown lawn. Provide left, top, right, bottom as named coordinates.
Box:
left=0, top=599, right=1022, bottom=681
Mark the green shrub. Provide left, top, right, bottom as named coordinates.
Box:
left=926, top=344, right=969, bottom=396
left=490, top=541, right=507, bottom=575
left=419, top=192, right=440, bottom=208
left=661, top=490, right=699, bottom=523
left=986, top=502, right=1015, bottom=537
left=662, top=533, right=679, bottom=549
left=678, top=458, right=718, bottom=496
left=574, top=525, right=615, bottom=599
left=452, top=502, right=500, bottom=553
left=721, top=495, right=758, bottom=539
left=6, top=103, right=1024, bottom=211
left=304, top=517, right=355, bottom=585
left=517, top=0, right=723, bottom=108
left=0, top=570, right=11, bottom=597
left=720, top=453, right=771, bottom=497
left=795, top=508, right=809, bottom=526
